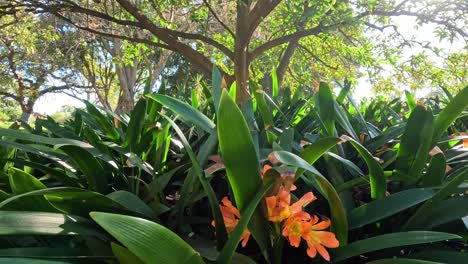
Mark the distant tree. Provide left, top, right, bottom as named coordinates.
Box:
left=0, top=14, right=86, bottom=121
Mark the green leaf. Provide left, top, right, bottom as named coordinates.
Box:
left=90, top=212, right=204, bottom=264
left=348, top=188, right=434, bottom=229
left=191, top=89, right=199, bottom=109
left=84, top=101, right=120, bottom=140
left=217, top=179, right=274, bottom=264
left=394, top=105, right=434, bottom=182
left=341, top=135, right=386, bottom=199
left=161, top=114, right=227, bottom=249
left=423, top=153, right=446, bottom=187
left=334, top=102, right=359, bottom=140
left=408, top=250, right=468, bottom=263
left=107, top=191, right=157, bottom=219
left=212, top=66, right=223, bottom=114
left=217, top=90, right=270, bottom=255
left=367, top=258, right=443, bottom=264
left=229, top=81, right=237, bottom=101
left=0, top=258, right=71, bottom=264
left=147, top=94, right=215, bottom=133
left=417, top=195, right=468, bottom=229
left=270, top=151, right=348, bottom=244
left=332, top=231, right=461, bottom=262
left=431, top=85, right=468, bottom=146
left=8, top=168, right=57, bottom=212
left=316, top=82, right=335, bottom=136
left=404, top=165, right=468, bottom=229
left=218, top=89, right=263, bottom=210
left=295, top=137, right=341, bottom=179
left=0, top=211, right=102, bottom=237
left=251, top=81, right=275, bottom=144
left=405, top=90, right=417, bottom=112
left=124, top=98, right=147, bottom=151
left=272, top=69, right=278, bottom=99
left=59, top=145, right=109, bottom=194
left=111, top=242, right=145, bottom=264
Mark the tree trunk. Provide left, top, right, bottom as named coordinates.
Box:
left=115, top=59, right=139, bottom=113
left=234, top=1, right=251, bottom=103
left=19, top=100, right=35, bottom=122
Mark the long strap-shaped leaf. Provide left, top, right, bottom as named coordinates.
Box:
left=90, top=212, right=204, bottom=264
left=271, top=151, right=348, bottom=244
left=340, top=135, right=386, bottom=199
left=394, top=104, right=434, bottom=182
left=404, top=165, right=468, bottom=230
left=431, top=85, right=468, bottom=146
left=331, top=231, right=461, bottom=262
left=147, top=94, right=215, bottom=133
left=217, top=179, right=274, bottom=264
left=161, top=114, right=228, bottom=249
left=295, top=137, right=342, bottom=179
left=217, top=89, right=270, bottom=256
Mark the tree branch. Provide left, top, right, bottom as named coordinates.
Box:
left=202, top=0, right=235, bottom=38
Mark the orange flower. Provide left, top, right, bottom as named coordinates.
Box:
left=304, top=215, right=339, bottom=261
left=212, top=197, right=250, bottom=247
left=266, top=191, right=316, bottom=222
left=282, top=211, right=311, bottom=247
left=265, top=187, right=291, bottom=222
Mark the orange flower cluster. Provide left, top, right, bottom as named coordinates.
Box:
left=213, top=165, right=339, bottom=261
left=211, top=197, right=250, bottom=247
left=265, top=184, right=339, bottom=261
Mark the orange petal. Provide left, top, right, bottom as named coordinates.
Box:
left=312, top=218, right=331, bottom=230
left=290, top=192, right=316, bottom=214
left=315, top=243, right=330, bottom=261
left=289, top=234, right=302, bottom=247
left=261, top=164, right=272, bottom=176
left=306, top=243, right=317, bottom=258
left=316, top=231, right=340, bottom=248
left=241, top=231, right=250, bottom=247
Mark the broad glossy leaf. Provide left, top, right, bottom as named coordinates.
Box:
left=147, top=94, right=215, bottom=133
left=348, top=188, right=434, bottom=229
left=8, top=168, right=57, bottom=212
left=0, top=211, right=102, bottom=237
left=111, top=242, right=144, bottom=264
left=332, top=231, right=461, bottom=262
left=90, top=212, right=204, bottom=264
left=217, top=90, right=269, bottom=254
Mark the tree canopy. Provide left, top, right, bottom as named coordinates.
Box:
left=0, top=0, right=466, bottom=110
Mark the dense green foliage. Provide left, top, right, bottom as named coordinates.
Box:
left=0, top=69, right=466, bottom=263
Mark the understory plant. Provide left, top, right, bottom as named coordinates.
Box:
left=0, top=68, right=466, bottom=263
